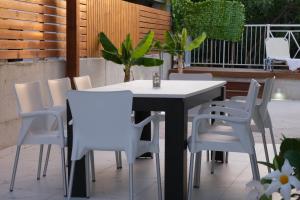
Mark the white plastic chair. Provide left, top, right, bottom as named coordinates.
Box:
left=42, top=78, right=71, bottom=177
left=67, top=91, right=162, bottom=200
left=10, top=81, right=67, bottom=196
left=73, top=75, right=123, bottom=170
left=230, top=77, right=277, bottom=170
left=73, top=75, right=92, bottom=90
left=187, top=79, right=261, bottom=199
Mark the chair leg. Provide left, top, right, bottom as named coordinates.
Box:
left=249, top=153, right=260, bottom=180
left=9, top=145, right=21, bottom=192
left=60, top=148, right=68, bottom=197
left=85, top=153, right=90, bottom=198
left=188, top=153, right=195, bottom=200
left=225, top=152, right=229, bottom=163
left=155, top=154, right=162, bottom=200
left=37, top=144, right=44, bottom=180
left=129, top=163, right=134, bottom=200
left=67, top=161, right=76, bottom=200
left=90, top=151, right=96, bottom=182
left=269, top=127, right=277, bottom=156
left=206, top=151, right=209, bottom=162
left=261, top=133, right=271, bottom=173
left=211, top=151, right=216, bottom=174
left=193, top=152, right=202, bottom=188
left=43, top=144, right=51, bottom=177
left=115, top=151, right=122, bottom=169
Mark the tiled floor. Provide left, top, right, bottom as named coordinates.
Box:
left=0, top=142, right=279, bottom=200
left=1, top=99, right=298, bottom=200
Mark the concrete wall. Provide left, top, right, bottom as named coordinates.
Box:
left=0, top=60, right=66, bottom=150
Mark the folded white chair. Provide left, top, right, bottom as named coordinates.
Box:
left=265, top=37, right=300, bottom=71
left=10, top=81, right=67, bottom=196
left=73, top=75, right=122, bottom=174
left=67, top=91, right=162, bottom=200
left=187, top=79, right=261, bottom=199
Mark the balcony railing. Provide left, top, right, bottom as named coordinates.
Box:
left=190, top=24, right=300, bottom=69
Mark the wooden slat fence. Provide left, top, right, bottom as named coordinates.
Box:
left=0, top=0, right=170, bottom=60
left=0, top=0, right=87, bottom=60
left=86, top=0, right=171, bottom=57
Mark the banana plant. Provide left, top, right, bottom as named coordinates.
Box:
left=99, top=31, right=163, bottom=82
left=156, top=28, right=206, bottom=72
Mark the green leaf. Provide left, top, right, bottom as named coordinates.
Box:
left=98, top=32, right=118, bottom=53
left=131, top=31, right=154, bottom=60
left=280, top=138, right=300, bottom=157
left=185, top=32, right=207, bottom=51
left=257, top=161, right=275, bottom=170
left=260, top=194, right=272, bottom=200
left=163, top=31, right=177, bottom=55
left=102, top=50, right=122, bottom=65
left=273, top=155, right=284, bottom=170
left=181, top=28, right=188, bottom=51
left=134, top=57, right=163, bottom=67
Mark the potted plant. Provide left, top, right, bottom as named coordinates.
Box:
left=247, top=137, right=300, bottom=200
left=156, top=28, right=206, bottom=73
left=99, top=31, right=163, bottom=82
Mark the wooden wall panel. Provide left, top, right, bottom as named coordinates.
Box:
left=86, top=0, right=171, bottom=57
left=0, top=0, right=87, bottom=60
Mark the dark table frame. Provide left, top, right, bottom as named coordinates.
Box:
left=67, top=86, right=223, bottom=200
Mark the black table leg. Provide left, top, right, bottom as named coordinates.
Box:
left=67, top=101, right=87, bottom=197
left=212, top=86, right=226, bottom=163
left=135, top=111, right=152, bottom=158
left=165, top=100, right=188, bottom=200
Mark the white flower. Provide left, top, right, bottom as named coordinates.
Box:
left=246, top=180, right=265, bottom=200
left=264, top=159, right=300, bottom=200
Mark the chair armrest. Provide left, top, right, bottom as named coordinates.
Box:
left=201, top=105, right=249, bottom=118
left=202, top=100, right=246, bottom=110
left=193, top=113, right=248, bottom=125
left=21, top=109, right=65, bottom=133
left=21, top=109, right=62, bottom=119
left=133, top=113, right=160, bottom=129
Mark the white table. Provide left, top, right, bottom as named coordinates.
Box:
left=68, top=80, right=226, bottom=200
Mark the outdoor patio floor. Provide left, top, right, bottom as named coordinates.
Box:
left=0, top=100, right=299, bottom=200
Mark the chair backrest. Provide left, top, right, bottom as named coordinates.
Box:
left=169, top=73, right=213, bottom=80
left=48, top=77, right=71, bottom=107
left=73, top=75, right=92, bottom=90
left=259, top=77, right=275, bottom=119
left=265, top=37, right=290, bottom=59
left=14, top=81, right=44, bottom=114
left=131, top=66, right=159, bottom=80
left=244, top=79, right=261, bottom=120
left=67, top=90, right=134, bottom=159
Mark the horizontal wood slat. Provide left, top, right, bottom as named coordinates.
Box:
left=0, top=40, right=66, bottom=49
left=0, top=50, right=65, bottom=59
left=0, top=0, right=87, bottom=59
left=86, top=0, right=171, bottom=57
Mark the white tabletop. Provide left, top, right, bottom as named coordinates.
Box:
left=89, top=80, right=226, bottom=98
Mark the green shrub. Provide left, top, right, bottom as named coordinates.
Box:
left=172, top=0, right=245, bottom=42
